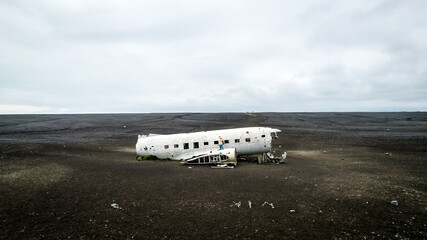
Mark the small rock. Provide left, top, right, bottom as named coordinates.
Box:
left=391, top=200, right=398, bottom=206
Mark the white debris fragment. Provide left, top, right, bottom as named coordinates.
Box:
left=230, top=201, right=241, bottom=208
left=391, top=200, right=398, bottom=206
left=262, top=201, right=275, bottom=209
left=123, top=125, right=126, bottom=128
left=188, top=166, right=193, bottom=169
left=248, top=200, right=252, bottom=209
left=111, top=203, right=122, bottom=209
left=289, top=210, right=295, bottom=213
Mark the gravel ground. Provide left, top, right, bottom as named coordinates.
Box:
left=0, top=112, right=426, bottom=239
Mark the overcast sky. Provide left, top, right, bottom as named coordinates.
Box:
left=0, top=0, right=426, bottom=113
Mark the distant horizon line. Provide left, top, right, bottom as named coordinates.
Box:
left=0, top=111, right=425, bottom=115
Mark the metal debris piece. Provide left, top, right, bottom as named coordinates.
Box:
left=262, top=201, right=274, bottom=209
left=248, top=200, right=252, bottom=209
left=111, top=203, right=122, bottom=209
left=290, top=210, right=296, bottom=213
left=230, top=201, right=241, bottom=208
left=391, top=200, right=398, bottom=206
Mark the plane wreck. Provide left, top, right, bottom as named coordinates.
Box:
left=135, top=127, right=286, bottom=166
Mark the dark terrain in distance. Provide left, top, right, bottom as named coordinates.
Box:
left=0, top=112, right=426, bottom=239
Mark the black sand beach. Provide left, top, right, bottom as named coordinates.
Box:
left=0, top=113, right=426, bottom=239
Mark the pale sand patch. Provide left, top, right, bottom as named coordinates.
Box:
left=0, top=162, right=72, bottom=187
left=114, top=147, right=136, bottom=153
left=288, top=150, right=321, bottom=156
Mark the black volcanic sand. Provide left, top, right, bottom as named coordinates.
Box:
left=0, top=113, right=426, bottom=239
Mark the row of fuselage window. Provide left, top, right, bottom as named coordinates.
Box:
left=152, top=134, right=266, bottom=150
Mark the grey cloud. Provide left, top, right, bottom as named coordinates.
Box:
left=0, top=0, right=426, bottom=113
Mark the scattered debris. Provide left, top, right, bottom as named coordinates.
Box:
left=391, top=200, right=399, bottom=206
left=211, top=164, right=234, bottom=169
left=111, top=203, right=122, bottom=209
left=262, top=201, right=275, bottom=209
left=258, top=151, right=286, bottom=164
left=289, top=209, right=296, bottom=213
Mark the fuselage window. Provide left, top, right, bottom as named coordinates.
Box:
left=164, top=145, right=169, bottom=149
left=245, top=138, right=251, bottom=142
left=144, top=146, right=148, bottom=150
left=224, top=140, right=229, bottom=144
left=174, top=144, right=179, bottom=148
left=193, top=142, right=199, bottom=149
left=235, top=139, right=240, bottom=143
left=261, top=134, right=265, bottom=138
left=184, top=143, right=189, bottom=149
left=214, top=140, right=219, bottom=145
left=204, top=142, right=209, bottom=146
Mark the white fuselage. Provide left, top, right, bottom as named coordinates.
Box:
left=136, top=127, right=281, bottom=160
